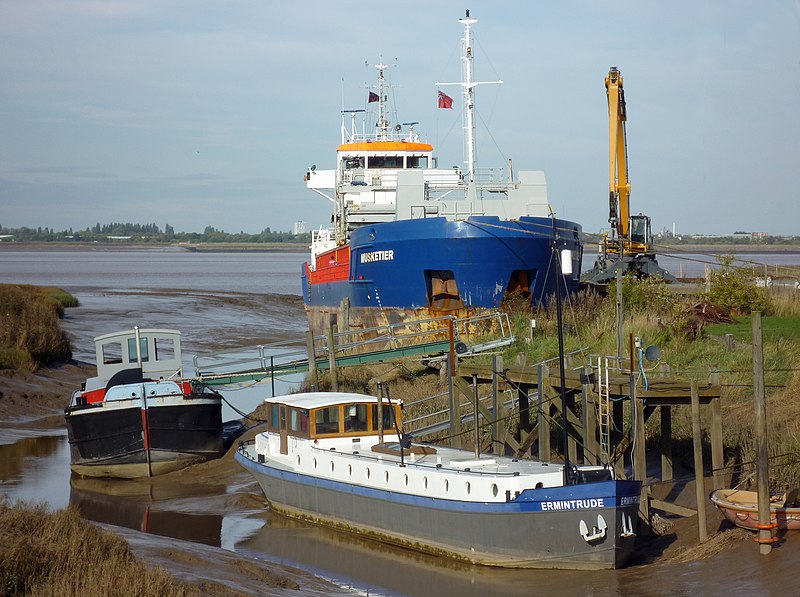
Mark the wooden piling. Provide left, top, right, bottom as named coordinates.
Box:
left=690, top=380, right=708, bottom=543
left=752, top=311, right=773, bottom=554
left=581, top=366, right=598, bottom=465
left=538, top=364, right=550, bottom=460
left=709, top=371, right=724, bottom=490
left=492, top=355, right=503, bottom=456
left=305, top=330, right=319, bottom=391
left=660, top=405, right=673, bottom=481
left=326, top=324, right=338, bottom=392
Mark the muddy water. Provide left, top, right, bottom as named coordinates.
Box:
left=2, top=249, right=799, bottom=595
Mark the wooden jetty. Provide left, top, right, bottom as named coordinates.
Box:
left=408, top=356, right=724, bottom=533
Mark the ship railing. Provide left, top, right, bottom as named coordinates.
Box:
left=455, top=311, right=514, bottom=355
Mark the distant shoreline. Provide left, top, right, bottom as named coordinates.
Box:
left=2, top=240, right=800, bottom=255
left=0, top=241, right=308, bottom=253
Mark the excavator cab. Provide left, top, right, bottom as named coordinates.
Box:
left=627, top=214, right=651, bottom=254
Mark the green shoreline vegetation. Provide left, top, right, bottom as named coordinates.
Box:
left=0, top=285, right=75, bottom=370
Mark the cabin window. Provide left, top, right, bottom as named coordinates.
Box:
left=406, top=156, right=428, bottom=168
left=290, top=409, right=299, bottom=432
left=153, top=337, right=175, bottom=361
left=371, top=404, right=395, bottom=431
left=344, top=157, right=365, bottom=169
left=127, top=337, right=149, bottom=363
left=367, top=155, right=402, bottom=169
left=344, top=403, right=368, bottom=433
left=315, top=405, right=340, bottom=435
left=101, top=341, right=123, bottom=365
left=270, top=404, right=279, bottom=430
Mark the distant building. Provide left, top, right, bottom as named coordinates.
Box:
left=293, top=221, right=307, bottom=235
left=751, top=231, right=769, bottom=242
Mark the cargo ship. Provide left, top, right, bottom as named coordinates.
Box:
left=302, top=10, right=583, bottom=334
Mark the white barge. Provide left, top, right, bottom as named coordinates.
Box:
left=235, top=391, right=641, bottom=569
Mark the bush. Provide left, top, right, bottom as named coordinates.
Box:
left=704, top=256, right=770, bottom=314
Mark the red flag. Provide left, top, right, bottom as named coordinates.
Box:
left=438, top=90, right=453, bottom=109
left=368, top=92, right=379, bottom=103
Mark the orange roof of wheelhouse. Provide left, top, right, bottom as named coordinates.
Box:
left=337, top=141, right=433, bottom=152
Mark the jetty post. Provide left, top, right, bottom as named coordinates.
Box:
left=690, top=380, right=708, bottom=542
left=752, top=311, right=774, bottom=554
left=326, top=324, right=338, bottom=392
left=305, top=331, right=319, bottom=390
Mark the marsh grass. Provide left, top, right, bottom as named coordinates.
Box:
left=0, top=501, right=192, bottom=596
left=0, top=285, right=76, bottom=369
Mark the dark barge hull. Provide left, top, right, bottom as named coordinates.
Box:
left=66, top=397, right=224, bottom=479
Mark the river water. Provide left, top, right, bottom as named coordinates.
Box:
left=1, top=248, right=798, bottom=595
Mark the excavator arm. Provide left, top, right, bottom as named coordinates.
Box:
left=606, top=67, right=630, bottom=239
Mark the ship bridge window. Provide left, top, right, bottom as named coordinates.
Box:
left=344, top=157, right=365, bottom=169
left=344, top=403, right=369, bottom=433
left=315, top=405, right=340, bottom=435
left=153, top=337, right=174, bottom=361
left=368, top=155, right=402, bottom=168
left=406, top=156, right=428, bottom=169
left=101, top=341, right=123, bottom=365
left=127, top=337, right=149, bottom=363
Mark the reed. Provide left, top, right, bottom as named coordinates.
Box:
left=0, top=285, right=76, bottom=369
left=0, top=501, right=192, bottom=596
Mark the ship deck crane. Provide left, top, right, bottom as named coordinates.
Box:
left=583, top=67, right=673, bottom=286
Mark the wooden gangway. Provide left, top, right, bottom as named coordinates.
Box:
left=191, top=311, right=514, bottom=387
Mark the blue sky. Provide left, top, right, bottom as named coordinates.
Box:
left=1, top=1, right=797, bottom=235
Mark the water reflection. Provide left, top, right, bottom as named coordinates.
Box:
left=69, top=477, right=225, bottom=547
left=0, top=433, right=71, bottom=509
left=237, top=511, right=624, bottom=597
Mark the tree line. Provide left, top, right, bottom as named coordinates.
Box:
left=0, top=223, right=311, bottom=244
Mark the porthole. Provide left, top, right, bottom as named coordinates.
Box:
left=423, top=476, right=428, bottom=489
left=465, top=481, right=471, bottom=495
left=384, top=471, right=390, bottom=484
left=330, top=461, right=335, bottom=472
left=296, top=455, right=301, bottom=466
left=444, top=479, right=450, bottom=492
left=366, top=467, right=371, bottom=479
left=403, top=474, right=409, bottom=487
left=491, top=483, right=498, bottom=497
left=313, top=458, right=317, bottom=469
left=348, top=464, right=352, bottom=476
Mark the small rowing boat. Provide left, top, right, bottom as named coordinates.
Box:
left=710, top=488, right=800, bottom=531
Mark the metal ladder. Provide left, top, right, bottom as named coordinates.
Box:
left=595, top=356, right=612, bottom=464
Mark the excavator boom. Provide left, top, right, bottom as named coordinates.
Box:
left=607, top=67, right=630, bottom=239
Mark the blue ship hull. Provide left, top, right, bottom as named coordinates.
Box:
left=303, top=215, right=582, bottom=328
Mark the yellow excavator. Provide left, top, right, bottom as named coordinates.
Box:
left=583, top=67, right=673, bottom=285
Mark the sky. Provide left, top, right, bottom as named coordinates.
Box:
left=1, top=1, right=798, bottom=236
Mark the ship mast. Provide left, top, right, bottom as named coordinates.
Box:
left=375, top=62, right=390, bottom=140
left=437, top=10, right=502, bottom=200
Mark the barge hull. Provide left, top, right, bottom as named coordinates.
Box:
left=236, top=450, right=639, bottom=570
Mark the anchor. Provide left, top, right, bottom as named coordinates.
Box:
left=579, top=514, right=608, bottom=543
left=620, top=513, right=636, bottom=538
